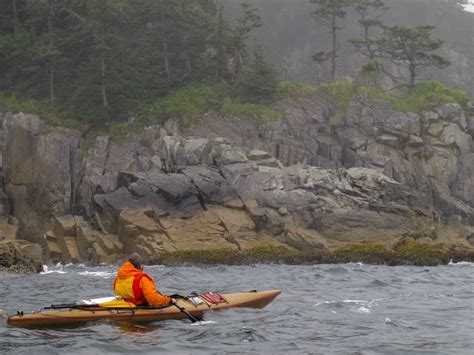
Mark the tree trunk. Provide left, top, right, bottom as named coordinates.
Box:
left=48, top=1, right=55, bottom=104
left=160, top=7, right=171, bottom=82
left=409, top=64, right=416, bottom=88
left=12, top=0, right=18, bottom=34
left=49, top=63, right=54, bottom=104
left=215, top=0, right=224, bottom=80
left=101, top=53, right=108, bottom=107
left=331, top=20, right=337, bottom=81
left=364, top=25, right=373, bottom=59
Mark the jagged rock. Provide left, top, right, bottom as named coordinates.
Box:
left=19, top=243, right=43, bottom=263
left=214, top=144, right=248, bottom=165
left=427, top=120, right=446, bottom=137
left=0, top=240, right=42, bottom=273
left=437, top=103, right=468, bottom=131
left=438, top=123, right=472, bottom=153
left=451, top=153, right=474, bottom=206
left=182, top=138, right=213, bottom=166
left=52, top=215, right=76, bottom=238
left=281, top=225, right=328, bottom=251
left=181, top=166, right=242, bottom=208
left=94, top=187, right=142, bottom=234
left=75, top=217, right=95, bottom=261
left=381, top=112, right=421, bottom=138
left=119, top=208, right=158, bottom=237
left=467, top=114, right=474, bottom=136
left=3, top=112, right=82, bottom=243
left=247, top=149, right=272, bottom=161
left=1, top=95, right=473, bottom=266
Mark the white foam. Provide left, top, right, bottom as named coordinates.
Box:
left=356, top=307, right=370, bottom=314
left=191, top=320, right=216, bottom=326
left=343, top=299, right=366, bottom=304
left=40, top=265, right=66, bottom=274
left=448, top=261, right=474, bottom=266
left=78, top=271, right=115, bottom=278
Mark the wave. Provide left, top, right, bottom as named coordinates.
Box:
left=448, top=260, right=474, bottom=266
left=40, top=265, right=66, bottom=274
left=77, top=271, right=115, bottom=278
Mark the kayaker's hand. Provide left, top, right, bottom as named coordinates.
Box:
left=169, top=298, right=177, bottom=305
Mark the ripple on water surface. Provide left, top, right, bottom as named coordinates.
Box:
left=1, top=263, right=473, bottom=354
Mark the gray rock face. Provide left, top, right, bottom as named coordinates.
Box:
left=3, top=113, right=82, bottom=243
left=189, top=95, right=474, bottom=227
left=1, top=93, right=473, bottom=265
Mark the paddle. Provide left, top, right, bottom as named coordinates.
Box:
left=171, top=301, right=202, bottom=323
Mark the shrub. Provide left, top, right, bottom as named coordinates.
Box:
left=0, top=92, right=86, bottom=131
left=149, top=83, right=227, bottom=125
left=317, top=80, right=358, bottom=110
left=388, top=81, right=470, bottom=113
left=221, top=97, right=284, bottom=123
left=275, top=80, right=316, bottom=99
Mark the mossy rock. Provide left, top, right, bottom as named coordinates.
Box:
left=157, top=248, right=241, bottom=265
left=393, top=240, right=449, bottom=266
left=152, top=242, right=473, bottom=266
left=446, top=245, right=474, bottom=263
left=331, top=243, right=392, bottom=265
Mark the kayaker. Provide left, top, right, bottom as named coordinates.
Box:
left=114, top=253, right=175, bottom=307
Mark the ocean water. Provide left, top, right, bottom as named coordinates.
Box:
left=0, top=262, right=473, bottom=354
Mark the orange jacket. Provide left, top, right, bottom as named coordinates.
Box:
left=113, top=261, right=170, bottom=307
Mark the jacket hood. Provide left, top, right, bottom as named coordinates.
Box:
left=117, top=261, right=142, bottom=279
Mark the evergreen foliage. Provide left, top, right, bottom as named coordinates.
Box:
left=0, top=0, right=274, bottom=127
left=236, top=45, right=278, bottom=103
left=352, top=25, right=450, bottom=87
left=349, top=0, right=388, bottom=59
left=309, top=0, right=350, bottom=81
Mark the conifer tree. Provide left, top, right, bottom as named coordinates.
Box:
left=349, top=0, right=388, bottom=59
left=233, top=2, right=262, bottom=77
left=309, top=0, right=349, bottom=81
left=237, top=44, right=277, bottom=103
left=365, top=25, right=450, bottom=87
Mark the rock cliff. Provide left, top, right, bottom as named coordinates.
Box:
left=0, top=93, right=473, bottom=266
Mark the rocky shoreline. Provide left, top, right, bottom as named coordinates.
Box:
left=0, top=92, right=473, bottom=271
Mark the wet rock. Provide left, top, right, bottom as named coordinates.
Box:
left=0, top=240, right=42, bottom=273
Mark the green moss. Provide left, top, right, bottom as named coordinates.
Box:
left=332, top=243, right=392, bottom=264
left=0, top=92, right=87, bottom=131
left=158, top=248, right=241, bottom=265
left=393, top=240, right=449, bottom=266
left=107, top=121, right=143, bottom=144
left=221, top=98, right=284, bottom=124
left=152, top=242, right=474, bottom=266
left=329, top=111, right=345, bottom=125
left=317, top=80, right=358, bottom=110
left=242, top=246, right=299, bottom=263
left=315, top=80, right=358, bottom=125
left=81, top=134, right=98, bottom=156
left=275, top=80, right=317, bottom=99
left=145, top=83, right=227, bottom=125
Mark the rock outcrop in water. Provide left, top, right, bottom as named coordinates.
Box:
left=0, top=93, right=473, bottom=266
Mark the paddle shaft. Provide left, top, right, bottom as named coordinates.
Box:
left=173, top=303, right=201, bottom=323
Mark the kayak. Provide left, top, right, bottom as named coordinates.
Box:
left=6, top=289, right=281, bottom=327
